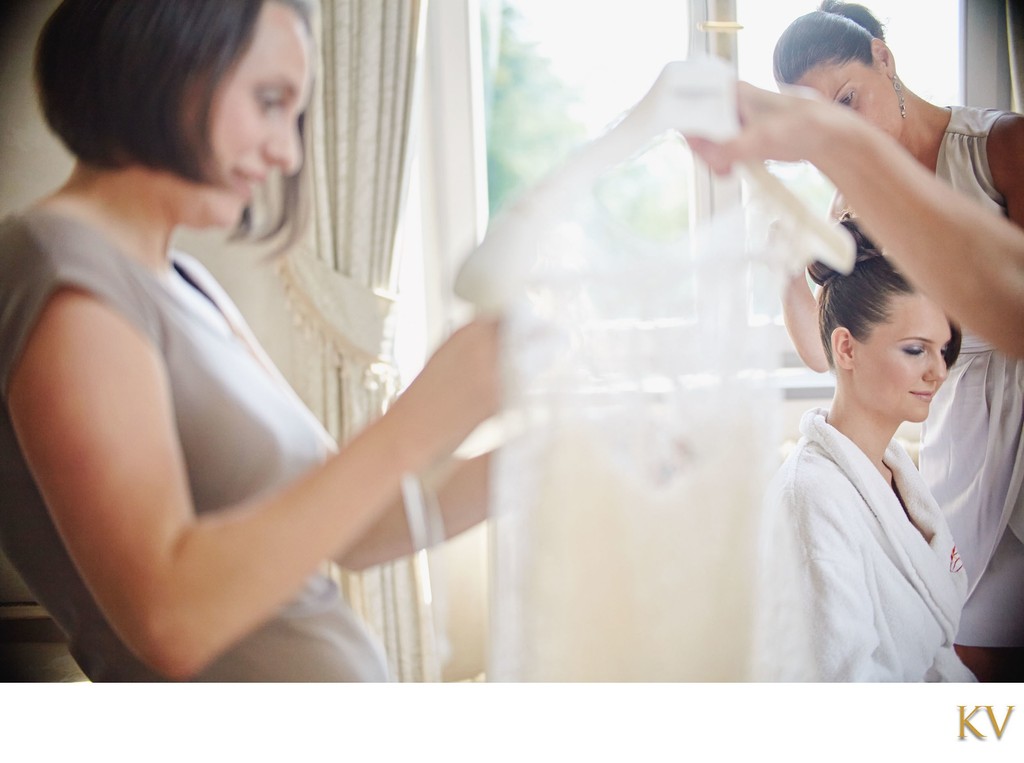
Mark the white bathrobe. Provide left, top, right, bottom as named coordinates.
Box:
left=764, top=409, right=975, bottom=682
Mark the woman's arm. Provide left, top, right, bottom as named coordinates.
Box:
left=988, top=112, right=1024, bottom=228
left=777, top=192, right=840, bottom=373
left=8, top=290, right=498, bottom=679
left=768, top=481, right=885, bottom=681
left=801, top=553, right=884, bottom=681
left=688, top=83, right=1024, bottom=357
left=782, top=272, right=829, bottom=372
left=337, top=452, right=492, bottom=571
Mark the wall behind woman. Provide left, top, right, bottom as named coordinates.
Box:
left=0, top=1, right=68, bottom=215
left=0, top=0, right=297, bottom=381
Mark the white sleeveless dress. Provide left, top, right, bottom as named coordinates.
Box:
left=918, top=105, right=1024, bottom=647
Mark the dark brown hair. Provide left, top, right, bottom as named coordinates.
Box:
left=808, top=218, right=961, bottom=369
left=773, top=2, right=884, bottom=86
left=35, top=0, right=314, bottom=246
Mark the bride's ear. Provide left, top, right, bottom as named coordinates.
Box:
left=831, top=327, right=856, bottom=370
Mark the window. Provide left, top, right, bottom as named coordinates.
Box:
left=480, top=0, right=693, bottom=232
left=735, top=0, right=962, bottom=329
left=736, top=0, right=961, bottom=105
left=403, top=0, right=964, bottom=386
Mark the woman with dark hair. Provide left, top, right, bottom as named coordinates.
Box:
left=764, top=218, right=973, bottom=681
left=772, top=1, right=1024, bottom=683
left=0, top=0, right=498, bottom=681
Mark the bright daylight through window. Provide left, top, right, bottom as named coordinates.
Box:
left=480, top=0, right=961, bottom=325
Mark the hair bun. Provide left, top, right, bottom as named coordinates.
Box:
left=807, top=259, right=842, bottom=288
left=808, top=216, right=885, bottom=287
left=818, top=0, right=886, bottom=40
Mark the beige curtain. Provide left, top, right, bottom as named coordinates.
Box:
left=278, top=0, right=441, bottom=682
left=1008, top=0, right=1023, bottom=112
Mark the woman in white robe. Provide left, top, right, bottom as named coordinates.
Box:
left=769, top=2, right=1024, bottom=681
left=765, top=219, right=975, bottom=681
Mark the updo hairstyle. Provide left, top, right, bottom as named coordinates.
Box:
left=773, top=1, right=886, bottom=86
left=808, top=217, right=961, bottom=370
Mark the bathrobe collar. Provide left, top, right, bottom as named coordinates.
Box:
left=800, top=408, right=967, bottom=641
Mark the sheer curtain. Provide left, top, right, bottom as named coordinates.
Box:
left=278, top=0, right=441, bottom=682
left=1008, top=0, right=1023, bottom=112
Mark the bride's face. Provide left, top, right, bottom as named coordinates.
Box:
left=838, top=292, right=953, bottom=426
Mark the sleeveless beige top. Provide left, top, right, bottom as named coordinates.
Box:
left=0, top=209, right=389, bottom=680
left=920, top=105, right=1024, bottom=646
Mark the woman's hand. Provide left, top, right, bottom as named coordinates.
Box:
left=686, top=82, right=839, bottom=175
left=388, top=317, right=502, bottom=464
left=336, top=318, right=502, bottom=570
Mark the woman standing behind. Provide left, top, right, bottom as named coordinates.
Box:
left=0, top=0, right=498, bottom=681
left=765, top=219, right=973, bottom=681
left=773, top=1, right=1024, bottom=681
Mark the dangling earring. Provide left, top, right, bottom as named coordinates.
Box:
left=892, top=75, right=907, bottom=119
